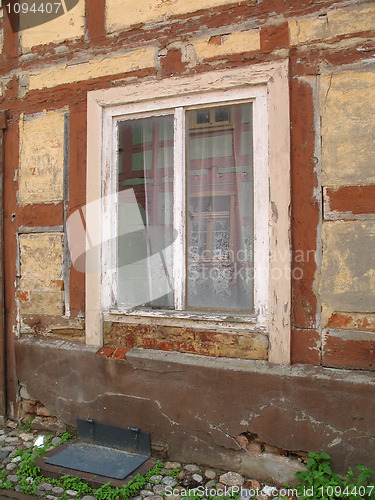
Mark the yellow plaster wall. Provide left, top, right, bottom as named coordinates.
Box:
left=320, top=68, right=375, bottom=186
left=289, top=4, right=375, bottom=45
left=19, top=110, right=66, bottom=205
left=20, top=0, right=85, bottom=52
left=319, top=221, right=375, bottom=323
left=26, top=48, right=156, bottom=91
left=106, top=0, right=245, bottom=32
left=18, top=233, right=64, bottom=316
left=192, top=30, right=260, bottom=60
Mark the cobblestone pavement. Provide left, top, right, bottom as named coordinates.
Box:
left=0, top=422, right=288, bottom=500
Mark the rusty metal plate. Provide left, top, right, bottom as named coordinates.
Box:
left=76, top=419, right=151, bottom=455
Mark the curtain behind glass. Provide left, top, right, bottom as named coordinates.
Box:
left=186, top=104, right=254, bottom=311
left=117, top=115, right=174, bottom=308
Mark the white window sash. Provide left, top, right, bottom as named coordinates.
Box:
left=101, top=89, right=268, bottom=321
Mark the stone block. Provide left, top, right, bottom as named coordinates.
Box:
left=320, top=68, right=375, bottom=186
left=192, top=30, right=260, bottom=59
left=20, top=0, right=85, bottom=52
left=19, top=110, right=66, bottom=204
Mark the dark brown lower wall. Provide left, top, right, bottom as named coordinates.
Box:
left=15, top=336, right=375, bottom=483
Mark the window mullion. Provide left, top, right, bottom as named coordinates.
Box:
left=173, top=107, right=186, bottom=310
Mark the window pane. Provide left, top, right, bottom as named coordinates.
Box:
left=117, top=115, right=174, bottom=308
left=186, top=104, right=254, bottom=311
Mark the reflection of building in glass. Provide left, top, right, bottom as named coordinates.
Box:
left=116, top=104, right=254, bottom=311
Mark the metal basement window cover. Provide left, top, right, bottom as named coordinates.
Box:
left=45, top=420, right=151, bottom=480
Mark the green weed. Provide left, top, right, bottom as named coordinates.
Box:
left=284, top=452, right=375, bottom=499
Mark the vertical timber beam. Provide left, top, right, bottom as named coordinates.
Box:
left=0, top=111, right=8, bottom=421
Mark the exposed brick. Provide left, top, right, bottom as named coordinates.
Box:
left=235, top=434, right=249, bottom=448
left=97, top=347, right=116, bottom=357
left=152, top=340, right=175, bottom=352
left=36, top=404, right=52, bottom=417
left=208, top=35, right=222, bottom=45
left=160, top=48, right=188, bottom=77
left=164, top=327, right=195, bottom=342
left=141, top=337, right=158, bottom=350
left=198, top=331, right=237, bottom=345
left=104, top=322, right=269, bottom=359
left=174, top=342, right=198, bottom=354
left=31, top=416, right=66, bottom=433
left=328, top=313, right=375, bottom=332
left=112, top=348, right=129, bottom=360
left=21, top=400, right=38, bottom=414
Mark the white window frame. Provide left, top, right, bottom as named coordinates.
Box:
left=86, top=61, right=291, bottom=364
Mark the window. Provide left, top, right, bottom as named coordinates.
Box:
left=86, top=62, right=291, bottom=364
left=116, top=103, right=253, bottom=312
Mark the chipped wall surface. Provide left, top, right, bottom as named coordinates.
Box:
left=26, top=48, right=157, bottom=91
left=20, top=0, right=85, bottom=52
left=319, top=221, right=375, bottom=318
left=103, top=322, right=268, bottom=360
left=15, top=339, right=375, bottom=478
left=192, top=30, right=260, bottom=59
left=107, top=0, right=249, bottom=32
left=18, top=233, right=64, bottom=316
left=18, top=110, right=66, bottom=205
left=320, top=68, right=375, bottom=186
